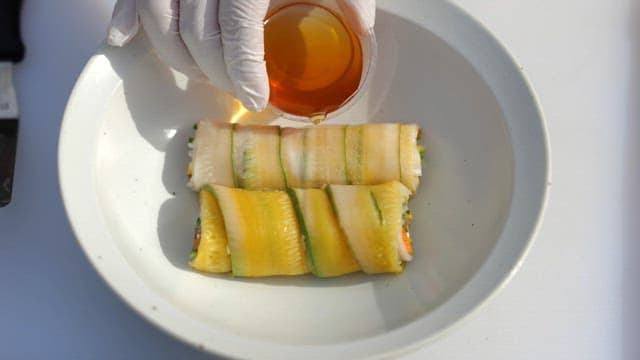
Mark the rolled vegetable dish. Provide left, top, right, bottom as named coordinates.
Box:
left=187, top=122, right=423, bottom=277
left=188, top=122, right=423, bottom=193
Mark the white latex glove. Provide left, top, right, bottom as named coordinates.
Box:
left=107, top=0, right=376, bottom=112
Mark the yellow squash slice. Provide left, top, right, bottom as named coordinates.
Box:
left=289, top=188, right=360, bottom=277
left=211, top=185, right=309, bottom=277
left=190, top=189, right=231, bottom=273
left=328, top=181, right=411, bottom=274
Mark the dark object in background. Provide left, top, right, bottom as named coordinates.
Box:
left=0, top=121, right=17, bottom=206
left=0, top=0, right=24, bottom=207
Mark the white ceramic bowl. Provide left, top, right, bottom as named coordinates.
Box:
left=58, top=1, right=549, bottom=359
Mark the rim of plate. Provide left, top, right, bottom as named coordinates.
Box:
left=58, top=1, right=550, bottom=359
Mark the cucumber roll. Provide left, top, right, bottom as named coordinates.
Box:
left=302, top=126, right=348, bottom=187
left=361, top=123, right=401, bottom=185
left=288, top=188, right=360, bottom=277
left=211, top=185, right=309, bottom=277
left=188, top=121, right=234, bottom=190
left=399, top=124, right=422, bottom=193
left=282, top=126, right=349, bottom=188
left=189, top=122, right=422, bottom=193
left=232, top=124, right=286, bottom=190
left=280, top=127, right=305, bottom=188
left=328, top=181, right=413, bottom=274
left=345, top=124, right=403, bottom=186
left=190, top=189, right=232, bottom=273
left=344, top=125, right=364, bottom=184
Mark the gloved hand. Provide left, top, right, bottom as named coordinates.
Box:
left=107, top=0, right=376, bottom=113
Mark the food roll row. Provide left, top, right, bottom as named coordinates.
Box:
left=190, top=181, right=414, bottom=277
left=188, top=122, right=423, bottom=193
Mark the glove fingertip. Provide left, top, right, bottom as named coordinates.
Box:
left=238, top=90, right=269, bottom=113
left=108, top=0, right=140, bottom=46
left=107, top=25, right=136, bottom=46
left=229, top=62, right=270, bottom=113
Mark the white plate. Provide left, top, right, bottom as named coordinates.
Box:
left=59, top=1, right=549, bottom=359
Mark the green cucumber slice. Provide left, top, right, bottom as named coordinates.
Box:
left=233, top=124, right=286, bottom=190
left=361, top=123, right=401, bottom=184
left=289, top=188, right=359, bottom=277
left=303, top=125, right=348, bottom=187
left=328, top=181, right=410, bottom=274
left=345, top=125, right=363, bottom=184
left=189, top=189, right=231, bottom=273
left=399, top=124, right=422, bottom=193
left=280, top=127, right=305, bottom=188
left=188, top=121, right=234, bottom=190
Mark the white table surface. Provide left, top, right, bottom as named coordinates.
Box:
left=1, top=0, right=634, bottom=359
